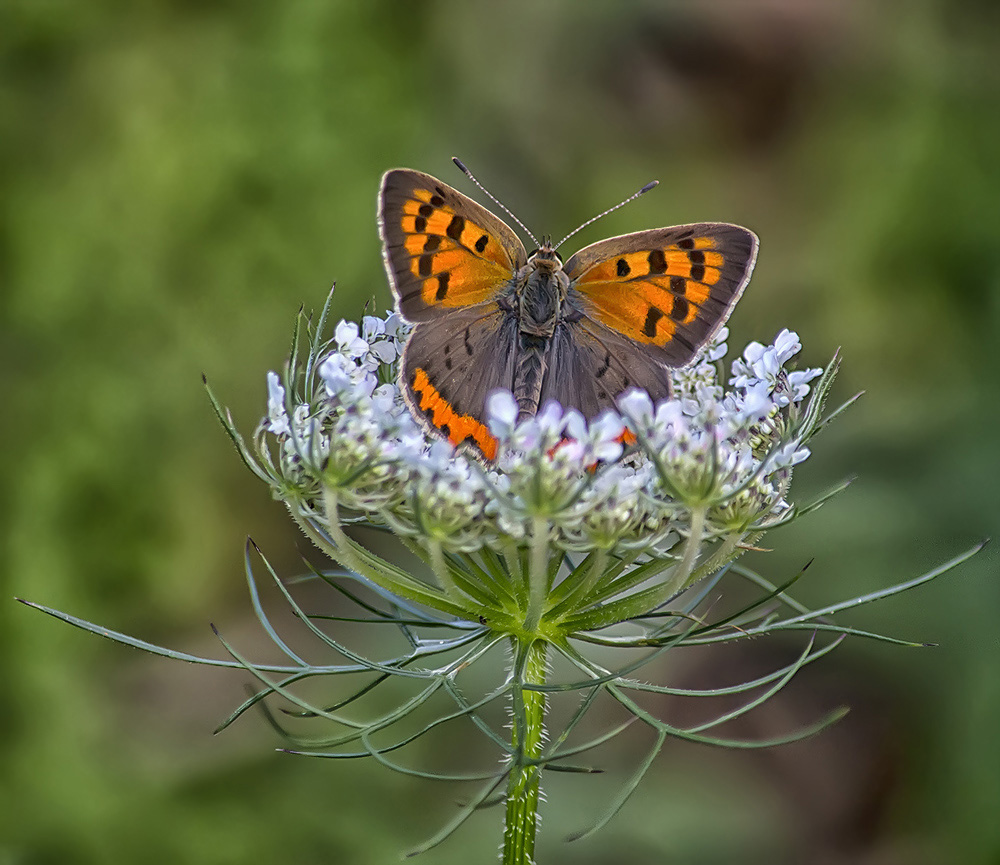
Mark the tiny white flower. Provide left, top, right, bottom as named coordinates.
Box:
left=617, top=389, right=655, bottom=426
left=736, top=381, right=775, bottom=421
left=487, top=390, right=519, bottom=438
left=535, top=401, right=565, bottom=436
left=383, top=312, right=405, bottom=338
left=773, top=328, right=802, bottom=363
left=361, top=315, right=385, bottom=341
left=334, top=320, right=369, bottom=358
left=266, top=371, right=291, bottom=436
left=368, top=339, right=398, bottom=363
left=707, top=326, right=729, bottom=362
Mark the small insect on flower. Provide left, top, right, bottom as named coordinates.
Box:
left=378, top=163, right=759, bottom=462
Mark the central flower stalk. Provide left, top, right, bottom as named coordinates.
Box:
left=503, top=639, right=548, bottom=865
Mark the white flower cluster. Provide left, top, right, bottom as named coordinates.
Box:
left=261, top=313, right=824, bottom=554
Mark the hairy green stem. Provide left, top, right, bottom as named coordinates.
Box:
left=503, top=639, right=548, bottom=865
left=648, top=505, right=707, bottom=608
left=522, top=516, right=550, bottom=633
left=427, top=538, right=462, bottom=601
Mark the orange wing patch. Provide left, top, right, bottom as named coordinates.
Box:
left=572, top=237, right=729, bottom=347
left=398, top=189, right=513, bottom=309
left=411, top=367, right=498, bottom=461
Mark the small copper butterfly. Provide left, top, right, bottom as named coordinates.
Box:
left=378, top=163, right=758, bottom=461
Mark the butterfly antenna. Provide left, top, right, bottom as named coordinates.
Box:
left=553, top=179, right=659, bottom=251
left=452, top=157, right=540, bottom=248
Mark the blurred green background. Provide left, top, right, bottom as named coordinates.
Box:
left=3, top=1, right=998, bottom=863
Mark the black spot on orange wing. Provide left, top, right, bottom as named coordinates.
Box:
left=648, top=249, right=667, bottom=274
left=643, top=306, right=665, bottom=338
left=616, top=258, right=631, bottom=277
left=689, top=249, right=705, bottom=281
left=447, top=215, right=465, bottom=240
left=670, top=295, right=690, bottom=322
left=475, top=234, right=489, bottom=253
left=435, top=272, right=449, bottom=301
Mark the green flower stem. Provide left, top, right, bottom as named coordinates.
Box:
left=686, top=528, right=746, bottom=584
left=315, top=488, right=467, bottom=617
left=523, top=516, right=550, bottom=633
left=649, top=504, right=707, bottom=607
left=545, top=549, right=610, bottom=620
left=426, top=538, right=463, bottom=602
left=503, top=638, right=548, bottom=865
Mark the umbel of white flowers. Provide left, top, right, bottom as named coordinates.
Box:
left=262, top=311, right=823, bottom=563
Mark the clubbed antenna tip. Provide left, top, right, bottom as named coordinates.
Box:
left=554, top=177, right=660, bottom=250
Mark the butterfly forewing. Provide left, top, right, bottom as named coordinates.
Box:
left=379, top=169, right=527, bottom=322
left=564, top=224, right=758, bottom=367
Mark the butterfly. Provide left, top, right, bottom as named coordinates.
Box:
left=378, top=165, right=758, bottom=461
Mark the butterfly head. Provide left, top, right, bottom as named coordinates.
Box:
left=526, top=238, right=563, bottom=272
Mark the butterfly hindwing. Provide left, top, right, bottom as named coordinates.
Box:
left=379, top=169, right=527, bottom=322
left=564, top=224, right=758, bottom=367
left=540, top=315, right=673, bottom=419
left=400, top=304, right=519, bottom=460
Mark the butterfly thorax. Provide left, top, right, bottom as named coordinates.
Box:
left=516, top=245, right=568, bottom=338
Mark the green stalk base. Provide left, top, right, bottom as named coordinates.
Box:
left=502, top=639, right=547, bottom=865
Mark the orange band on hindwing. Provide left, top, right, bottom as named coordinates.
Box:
left=411, top=367, right=498, bottom=461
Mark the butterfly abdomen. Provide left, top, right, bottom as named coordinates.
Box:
left=513, top=334, right=549, bottom=420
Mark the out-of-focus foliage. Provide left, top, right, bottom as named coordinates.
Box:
left=2, top=1, right=997, bottom=863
